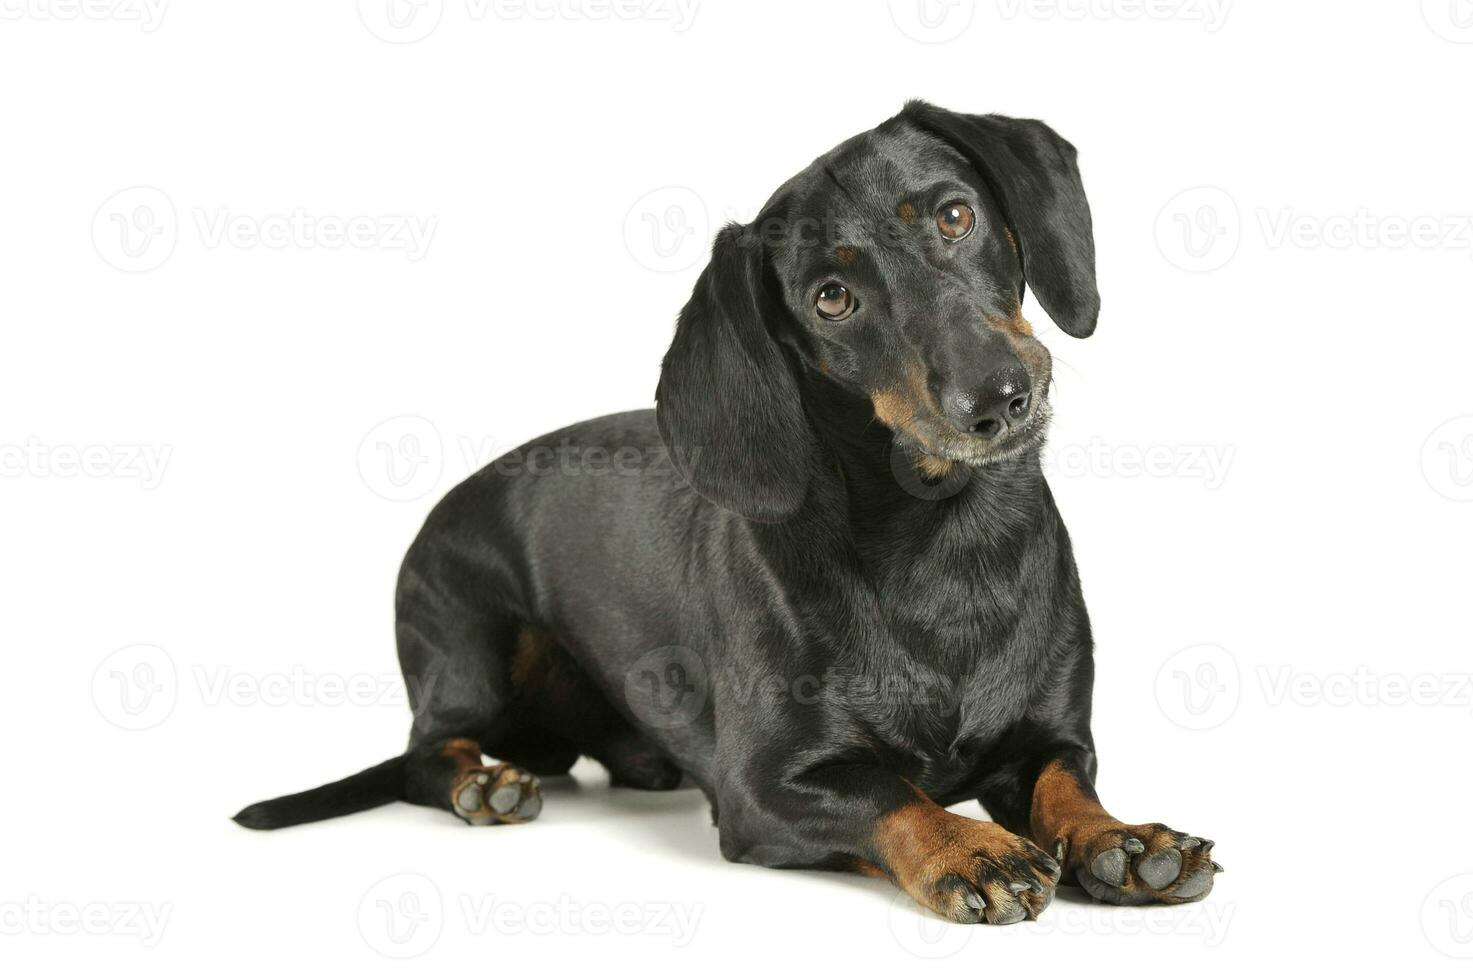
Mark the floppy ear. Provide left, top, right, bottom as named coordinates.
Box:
left=903, top=100, right=1100, bottom=338
left=655, top=224, right=812, bottom=522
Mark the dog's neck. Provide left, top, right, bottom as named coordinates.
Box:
left=796, top=370, right=1051, bottom=543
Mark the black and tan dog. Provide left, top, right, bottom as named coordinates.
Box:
left=236, top=101, right=1220, bottom=923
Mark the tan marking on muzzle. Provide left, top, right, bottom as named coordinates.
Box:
left=871, top=387, right=917, bottom=430
left=916, top=454, right=954, bottom=479
left=870, top=367, right=941, bottom=451
left=990, top=311, right=1034, bottom=338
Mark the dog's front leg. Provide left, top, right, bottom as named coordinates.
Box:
left=1029, top=747, right=1221, bottom=904
left=718, top=765, right=1060, bottom=924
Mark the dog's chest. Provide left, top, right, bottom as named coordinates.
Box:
left=840, top=586, right=1044, bottom=778
left=781, top=488, right=1070, bottom=786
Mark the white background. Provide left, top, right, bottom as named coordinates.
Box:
left=4, top=0, right=1472, bottom=973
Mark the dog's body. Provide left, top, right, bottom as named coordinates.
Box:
left=236, top=102, right=1219, bottom=923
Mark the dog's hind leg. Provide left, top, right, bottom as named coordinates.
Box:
left=395, top=546, right=554, bottom=825
left=499, top=627, right=684, bottom=791
left=403, top=737, right=544, bottom=825
left=396, top=616, right=550, bottom=825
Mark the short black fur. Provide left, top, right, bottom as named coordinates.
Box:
left=235, top=102, right=1218, bottom=917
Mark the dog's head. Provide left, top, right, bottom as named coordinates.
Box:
left=656, top=101, right=1098, bottom=521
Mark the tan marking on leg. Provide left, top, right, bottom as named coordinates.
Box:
left=1030, top=760, right=1114, bottom=846
left=510, top=627, right=552, bottom=688
left=442, top=738, right=484, bottom=768
left=1030, top=761, right=1218, bottom=903
left=874, top=787, right=1057, bottom=922
left=874, top=796, right=972, bottom=896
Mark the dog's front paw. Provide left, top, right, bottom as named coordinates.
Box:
left=881, top=811, right=1061, bottom=924
left=1058, top=822, right=1220, bottom=905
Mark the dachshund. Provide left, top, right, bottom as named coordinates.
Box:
left=235, top=101, right=1220, bottom=924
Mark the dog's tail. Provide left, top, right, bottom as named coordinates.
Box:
left=232, top=755, right=407, bottom=830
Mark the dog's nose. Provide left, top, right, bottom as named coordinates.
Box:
left=946, top=366, right=1032, bottom=439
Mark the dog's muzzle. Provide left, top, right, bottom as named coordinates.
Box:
left=940, top=363, right=1034, bottom=442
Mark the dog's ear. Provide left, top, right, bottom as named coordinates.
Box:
left=656, top=223, right=812, bottom=522
left=903, top=100, right=1099, bottom=338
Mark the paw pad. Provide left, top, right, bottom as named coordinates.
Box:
left=1071, top=823, right=1219, bottom=905
left=451, top=766, right=542, bottom=826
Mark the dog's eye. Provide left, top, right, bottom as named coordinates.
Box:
left=815, top=282, right=855, bottom=321
left=936, top=201, right=975, bottom=242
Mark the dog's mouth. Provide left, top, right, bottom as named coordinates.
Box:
left=891, top=389, right=1052, bottom=472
